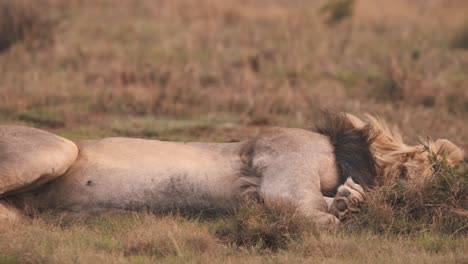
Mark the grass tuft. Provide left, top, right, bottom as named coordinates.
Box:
left=319, top=0, right=354, bottom=26
left=213, top=200, right=318, bottom=251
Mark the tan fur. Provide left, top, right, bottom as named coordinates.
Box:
left=430, top=139, right=464, bottom=165
left=358, top=115, right=464, bottom=185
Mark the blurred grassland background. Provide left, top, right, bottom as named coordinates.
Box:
left=0, top=0, right=467, bottom=263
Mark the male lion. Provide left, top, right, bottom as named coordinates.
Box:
left=0, top=112, right=464, bottom=228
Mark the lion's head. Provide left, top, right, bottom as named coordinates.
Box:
left=346, top=114, right=464, bottom=186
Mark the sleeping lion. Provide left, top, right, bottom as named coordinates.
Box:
left=0, top=112, right=464, bottom=228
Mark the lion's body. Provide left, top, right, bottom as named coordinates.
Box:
left=18, top=138, right=244, bottom=213
left=0, top=113, right=463, bottom=228
left=1, top=125, right=342, bottom=226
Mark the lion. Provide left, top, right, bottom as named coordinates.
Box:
left=0, top=112, right=464, bottom=228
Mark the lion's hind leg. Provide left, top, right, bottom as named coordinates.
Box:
left=328, top=178, right=366, bottom=220
left=0, top=125, right=78, bottom=196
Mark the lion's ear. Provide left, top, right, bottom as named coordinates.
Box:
left=345, top=114, right=365, bottom=129
left=431, top=139, right=464, bottom=165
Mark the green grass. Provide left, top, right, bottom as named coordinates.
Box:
left=54, top=114, right=243, bottom=141
left=17, top=108, right=65, bottom=128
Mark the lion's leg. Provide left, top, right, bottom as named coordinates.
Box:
left=259, top=173, right=341, bottom=229
left=246, top=134, right=342, bottom=229
left=258, top=162, right=341, bottom=229
left=0, top=126, right=78, bottom=196
left=328, top=178, right=366, bottom=220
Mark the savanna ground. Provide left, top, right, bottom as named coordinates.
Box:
left=0, top=0, right=467, bottom=263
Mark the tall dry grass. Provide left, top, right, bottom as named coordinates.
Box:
left=0, top=0, right=55, bottom=52
left=0, top=0, right=467, bottom=142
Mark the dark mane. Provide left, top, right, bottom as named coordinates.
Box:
left=315, top=111, right=377, bottom=196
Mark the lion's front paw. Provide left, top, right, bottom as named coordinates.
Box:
left=329, top=178, right=366, bottom=220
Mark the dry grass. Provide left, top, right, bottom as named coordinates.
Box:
left=0, top=213, right=221, bottom=263
left=213, top=200, right=317, bottom=251
left=0, top=0, right=56, bottom=52
left=1, top=0, right=467, bottom=139
left=0, top=0, right=467, bottom=262
left=122, top=215, right=220, bottom=258
left=0, top=212, right=466, bottom=264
